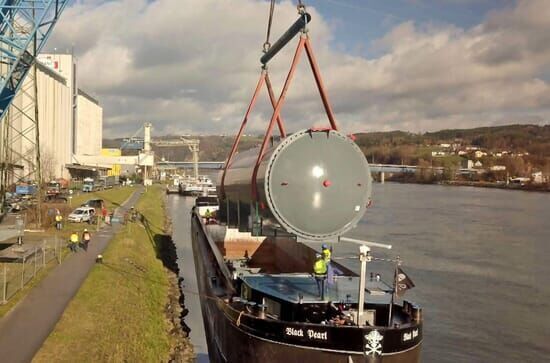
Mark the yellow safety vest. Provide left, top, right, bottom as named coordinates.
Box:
left=313, top=259, right=327, bottom=275
left=55, top=215, right=62, bottom=222
left=322, top=248, right=331, bottom=263
left=70, top=234, right=79, bottom=243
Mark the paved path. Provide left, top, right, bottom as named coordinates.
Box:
left=0, top=187, right=143, bottom=363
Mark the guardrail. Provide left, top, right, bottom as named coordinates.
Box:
left=1, top=237, right=65, bottom=304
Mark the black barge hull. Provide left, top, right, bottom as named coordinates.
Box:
left=190, top=212, right=422, bottom=362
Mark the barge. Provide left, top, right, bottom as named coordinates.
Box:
left=191, top=212, right=423, bottom=362
left=190, top=5, right=422, bottom=362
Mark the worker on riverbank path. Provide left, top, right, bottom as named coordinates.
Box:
left=82, top=229, right=91, bottom=251
left=313, top=253, right=328, bottom=300
left=55, top=212, right=63, bottom=230
left=69, top=232, right=79, bottom=252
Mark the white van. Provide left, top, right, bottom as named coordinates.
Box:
left=68, top=206, right=96, bottom=223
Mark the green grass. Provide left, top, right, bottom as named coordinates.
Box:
left=68, top=185, right=135, bottom=212
left=33, top=185, right=177, bottom=363
left=39, top=186, right=135, bottom=237
left=0, top=188, right=136, bottom=318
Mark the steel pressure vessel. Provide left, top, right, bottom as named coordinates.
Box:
left=220, top=129, right=372, bottom=241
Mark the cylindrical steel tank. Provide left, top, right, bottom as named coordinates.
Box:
left=220, top=129, right=372, bottom=241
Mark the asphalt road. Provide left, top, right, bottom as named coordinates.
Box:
left=0, top=187, right=143, bottom=363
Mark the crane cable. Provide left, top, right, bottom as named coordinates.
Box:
left=263, top=0, right=307, bottom=54
left=263, top=0, right=276, bottom=53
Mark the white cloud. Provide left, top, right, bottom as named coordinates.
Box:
left=48, top=0, right=550, bottom=137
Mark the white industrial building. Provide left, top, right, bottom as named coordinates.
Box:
left=0, top=53, right=103, bottom=181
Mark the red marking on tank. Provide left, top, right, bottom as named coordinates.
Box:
left=348, top=134, right=356, bottom=141
left=260, top=202, right=266, bottom=210
left=323, top=180, right=332, bottom=187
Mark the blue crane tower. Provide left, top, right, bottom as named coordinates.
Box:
left=0, top=0, right=69, bottom=216
left=0, top=0, right=69, bottom=121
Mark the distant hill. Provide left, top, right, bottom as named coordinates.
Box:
left=103, top=124, right=550, bottom=176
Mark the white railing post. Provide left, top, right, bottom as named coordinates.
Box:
left=2, top=264, right=7, bottom=304
left=20, top=257, right=25, bottom=288
left=33, top=247, right=37, bottom=277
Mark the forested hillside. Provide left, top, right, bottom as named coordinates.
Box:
left=104, top=124, right=550, bottom=177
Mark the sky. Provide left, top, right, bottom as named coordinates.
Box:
left=45, top=0, right=550, bottom=137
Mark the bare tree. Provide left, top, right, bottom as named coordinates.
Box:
left=40, top=148, right=56, bottom=182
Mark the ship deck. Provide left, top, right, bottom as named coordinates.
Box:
left=241, top=273, right=393, bottom=304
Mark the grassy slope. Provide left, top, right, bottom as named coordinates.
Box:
left=45, top=186, right=135, bottom=237
left=34, top=185, right=173, bottom=362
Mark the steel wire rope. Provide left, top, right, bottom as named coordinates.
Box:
left=263, top=0, right=276, bottom=52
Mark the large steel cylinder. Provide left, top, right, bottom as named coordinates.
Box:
left=220, top=129, right=372, bottom=241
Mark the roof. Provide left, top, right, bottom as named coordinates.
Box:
left=77, top=89, right=99, bottom=105
left=36, top=61, right=67, bottom=84
left=65, top=164, right=110, bottom=171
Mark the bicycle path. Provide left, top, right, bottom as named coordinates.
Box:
left=0, top=186, right=143, bottom=363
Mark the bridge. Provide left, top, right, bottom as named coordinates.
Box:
left=156, top=161, right=444, bottom=183
left=156, top=161, right=225, bottom=170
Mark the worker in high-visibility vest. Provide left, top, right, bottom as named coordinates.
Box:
left=55, top=212, right=63, bottom=230
left=322, top=243, right=333, bottom=285
left=313, top=253, right=328, bottom=300
left=69, top=232, right=79, bottom=252
left=322, top=244, right=331, bottom=263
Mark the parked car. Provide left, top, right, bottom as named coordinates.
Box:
left=81, top=199, right=104, bottom=209
left=67, top=206, right=96, bottom=223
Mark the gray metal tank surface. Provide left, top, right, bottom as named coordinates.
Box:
left=222, top=129, right=372, bottom=240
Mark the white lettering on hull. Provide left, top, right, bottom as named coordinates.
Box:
left=285, top=327, right=328, bottom=341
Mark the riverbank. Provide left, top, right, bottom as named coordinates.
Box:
left=34, top=185, right=193, bottom=362
left=441, top=180, right=550, bottom=192
left=379, top=174, right=550, bottom=192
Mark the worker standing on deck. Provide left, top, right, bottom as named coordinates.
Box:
left=313, top=253, right=328, bottom=300
left=82, top=229, right=91, bottom=251
left=204, top=209, right=212, bottom=223
left=69, top=231, right=79, bottom=252
left=322, top=244, right=333, bottom=285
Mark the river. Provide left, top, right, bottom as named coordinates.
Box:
left=168, top=182, right=550, bottom=362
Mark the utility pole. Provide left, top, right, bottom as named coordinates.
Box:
left=33, top=8, right=42, bottom=227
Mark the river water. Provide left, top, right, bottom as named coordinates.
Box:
left=168, top=183, right=550, bottom=362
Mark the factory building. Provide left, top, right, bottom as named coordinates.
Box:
left=75, top=89, right=102, bottom=156
left=1, top=53, right=103, bottom=181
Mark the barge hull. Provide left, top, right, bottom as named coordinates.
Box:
left=190, top=213, right=421, bottom=363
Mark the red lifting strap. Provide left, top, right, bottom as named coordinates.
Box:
left=221, top=34, right=340, bottom=203
left=219, top=70, right=286, bottom=198
left=251, top=35, right=339, bottom=201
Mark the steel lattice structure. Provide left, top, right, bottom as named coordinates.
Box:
left=0, top=0, right=69, bottom=121
left=0, top=0, right=68, bottom=217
